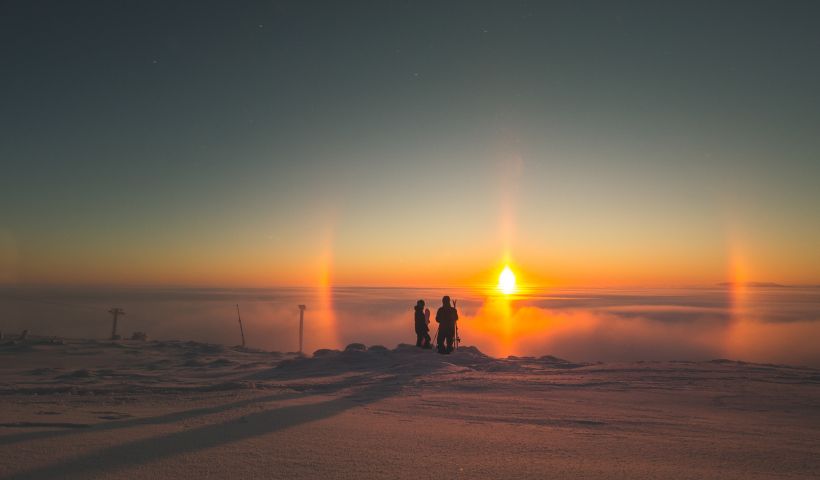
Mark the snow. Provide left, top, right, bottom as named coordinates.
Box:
left=1, top=338, right=818, bottom=479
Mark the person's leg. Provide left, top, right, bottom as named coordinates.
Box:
left=439, top=326, right=452, bottom=353
left=416, top=331, right=423, bottom=347
left=437, top=329, right=446, bottom=353
left=424, top=332, right=432, bottom=348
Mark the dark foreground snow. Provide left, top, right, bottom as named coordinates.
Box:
left=1, top=339, right=819, bottom=479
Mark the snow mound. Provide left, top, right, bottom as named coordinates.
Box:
left=253, top=343, right=496, bottom=380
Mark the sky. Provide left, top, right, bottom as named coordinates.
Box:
left=2, top=1, right=819, bottom=288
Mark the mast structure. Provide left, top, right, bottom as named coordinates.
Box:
left=298, top=305, right=306, bottom=354
left=108, top=308, right=125, bottom=340
left=236, top=304, right=246, bottom=348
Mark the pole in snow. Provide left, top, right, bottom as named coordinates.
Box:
left=236, top=304, right=246, bottom=348
left=108, top=308, right=125, bottom=340
left=298, top=305, right=306, bottom=354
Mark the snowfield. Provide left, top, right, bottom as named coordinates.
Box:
left=1, top=338, right=819, bottom=479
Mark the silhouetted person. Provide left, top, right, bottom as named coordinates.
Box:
left=414, top=300, right=432, bottom=348
left=435, top=296, right=458, bottom=354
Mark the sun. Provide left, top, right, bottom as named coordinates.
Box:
left=498, top=266, right=517, bottom=294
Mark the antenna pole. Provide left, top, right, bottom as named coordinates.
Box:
left=108, top=308, right=125, bottom=340
left=298, top=305, right=306, bottom=354
left=236, top=304, right=246, bottom=348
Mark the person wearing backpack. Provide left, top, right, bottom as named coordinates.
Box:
left=435, top=296, right=458, bottom=354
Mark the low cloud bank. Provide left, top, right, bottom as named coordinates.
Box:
left=2, top=286, right=819, bottom=366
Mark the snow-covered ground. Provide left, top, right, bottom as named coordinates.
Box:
left=1, top=338, right=818, bottom=479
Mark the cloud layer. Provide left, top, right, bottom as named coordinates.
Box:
left=2, top=286, right=819, bottom=366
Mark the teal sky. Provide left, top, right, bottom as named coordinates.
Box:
left=1, top=1, right=819, bottom=286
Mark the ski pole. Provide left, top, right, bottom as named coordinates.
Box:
left=454, top=300, right=460, bottom=350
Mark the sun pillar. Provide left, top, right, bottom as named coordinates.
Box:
left=312, top=227, right=340, bottom=352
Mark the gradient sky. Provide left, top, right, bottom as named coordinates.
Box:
left=2, top=1, right=819, bottom=287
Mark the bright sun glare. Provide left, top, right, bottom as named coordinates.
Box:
left=498, top=266, right=516, bottom=294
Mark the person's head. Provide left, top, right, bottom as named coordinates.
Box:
left=416, top=299, right=425, bottom=309
left=442, top=295, right=451, bottom=307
